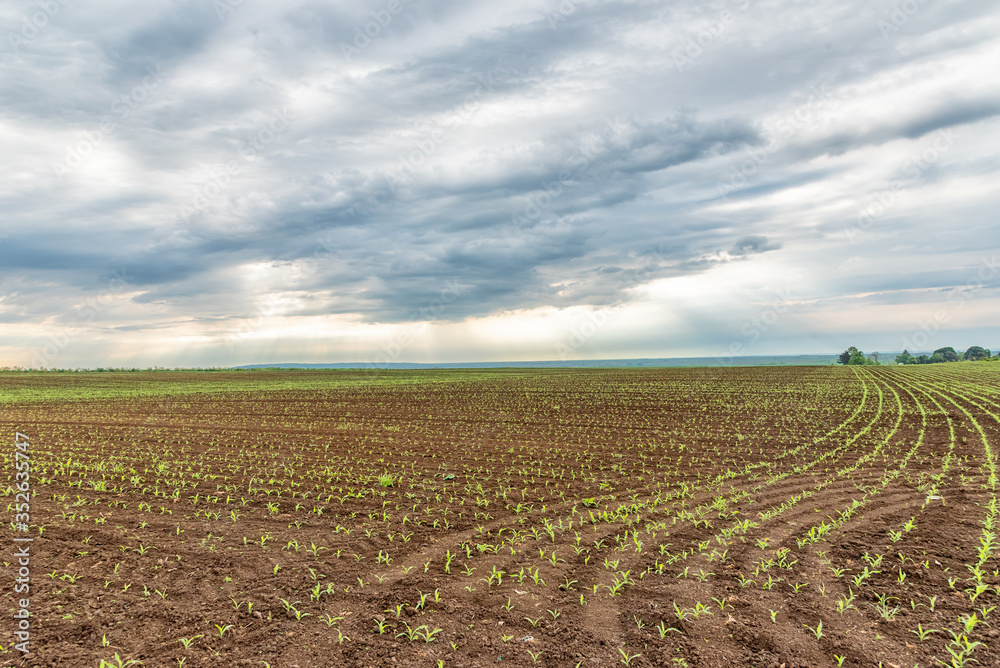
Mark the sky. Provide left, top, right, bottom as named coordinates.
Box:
left=1, top=0, right=999, bottom=368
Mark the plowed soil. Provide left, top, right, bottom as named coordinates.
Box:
left=2, top=364, right=1000, bottom=667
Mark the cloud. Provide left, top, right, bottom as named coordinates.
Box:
left=729, top=235, right=781, bottom=257
left=1, top=0, right=999, bottom=366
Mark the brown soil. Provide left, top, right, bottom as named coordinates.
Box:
left=1, top=365, right=999, bottom=668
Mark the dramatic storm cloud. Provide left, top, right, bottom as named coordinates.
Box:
left=1, top=0, right=998, bottom=367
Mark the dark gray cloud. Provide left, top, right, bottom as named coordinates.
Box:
left=729, top=235, right=781, bottom=257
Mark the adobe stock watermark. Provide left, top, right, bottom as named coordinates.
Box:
left=877, top=0, right=926, bottom=39
left=900, top=255, right=1000, bottom=352
left=214, top=0, right=245, bottom=21
left=283, top=228, right=339, bottom=288
left=7, top=0, right=74, bottom=54
left=845, top=128, right=958, bottom=243
left=555, top=247, right=667, bottom=360
left=340, top=0, right=411, bottom=62
left=389, top=70, right=504, bottom=190
left=672, top=0, right=751, bottom=72
left=13, top=431, right=33, bottom=655
left=509, top=117, right=629, bottom=229
left=51, top=65, right=167, bottom=180
left=370, top=280, right=467, bottom=366
left=179, top=108, right=291, bottom=220
left=543, top=0, right=583, bottom=29
left=29, top=269, right=133, bottom=368
left=715, top=84, right=833, bottom=201
left=715, top=287, right=796, bottom=366
left=280, top=203, right=378, bottom=291
left=224, top=294, right=283, bottom=352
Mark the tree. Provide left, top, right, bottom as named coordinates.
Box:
left=934, top=347, right=959, bottom=363
left=966, top=346, right=992, bottom=361
left=838, top=347, right=871, bottom=365
left=896, top=350, right=914, bottom=365
left=838, top=347, right=858, bottom=365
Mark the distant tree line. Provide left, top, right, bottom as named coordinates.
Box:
left=836, top=346, right=998, bottom=366
left=895, top=346, right=995, bottom=364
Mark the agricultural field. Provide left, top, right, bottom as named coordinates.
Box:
left=2, top=364, right=1000, bottom=668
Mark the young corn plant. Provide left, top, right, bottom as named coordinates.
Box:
left=618, top=648, right=641, bottom=666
